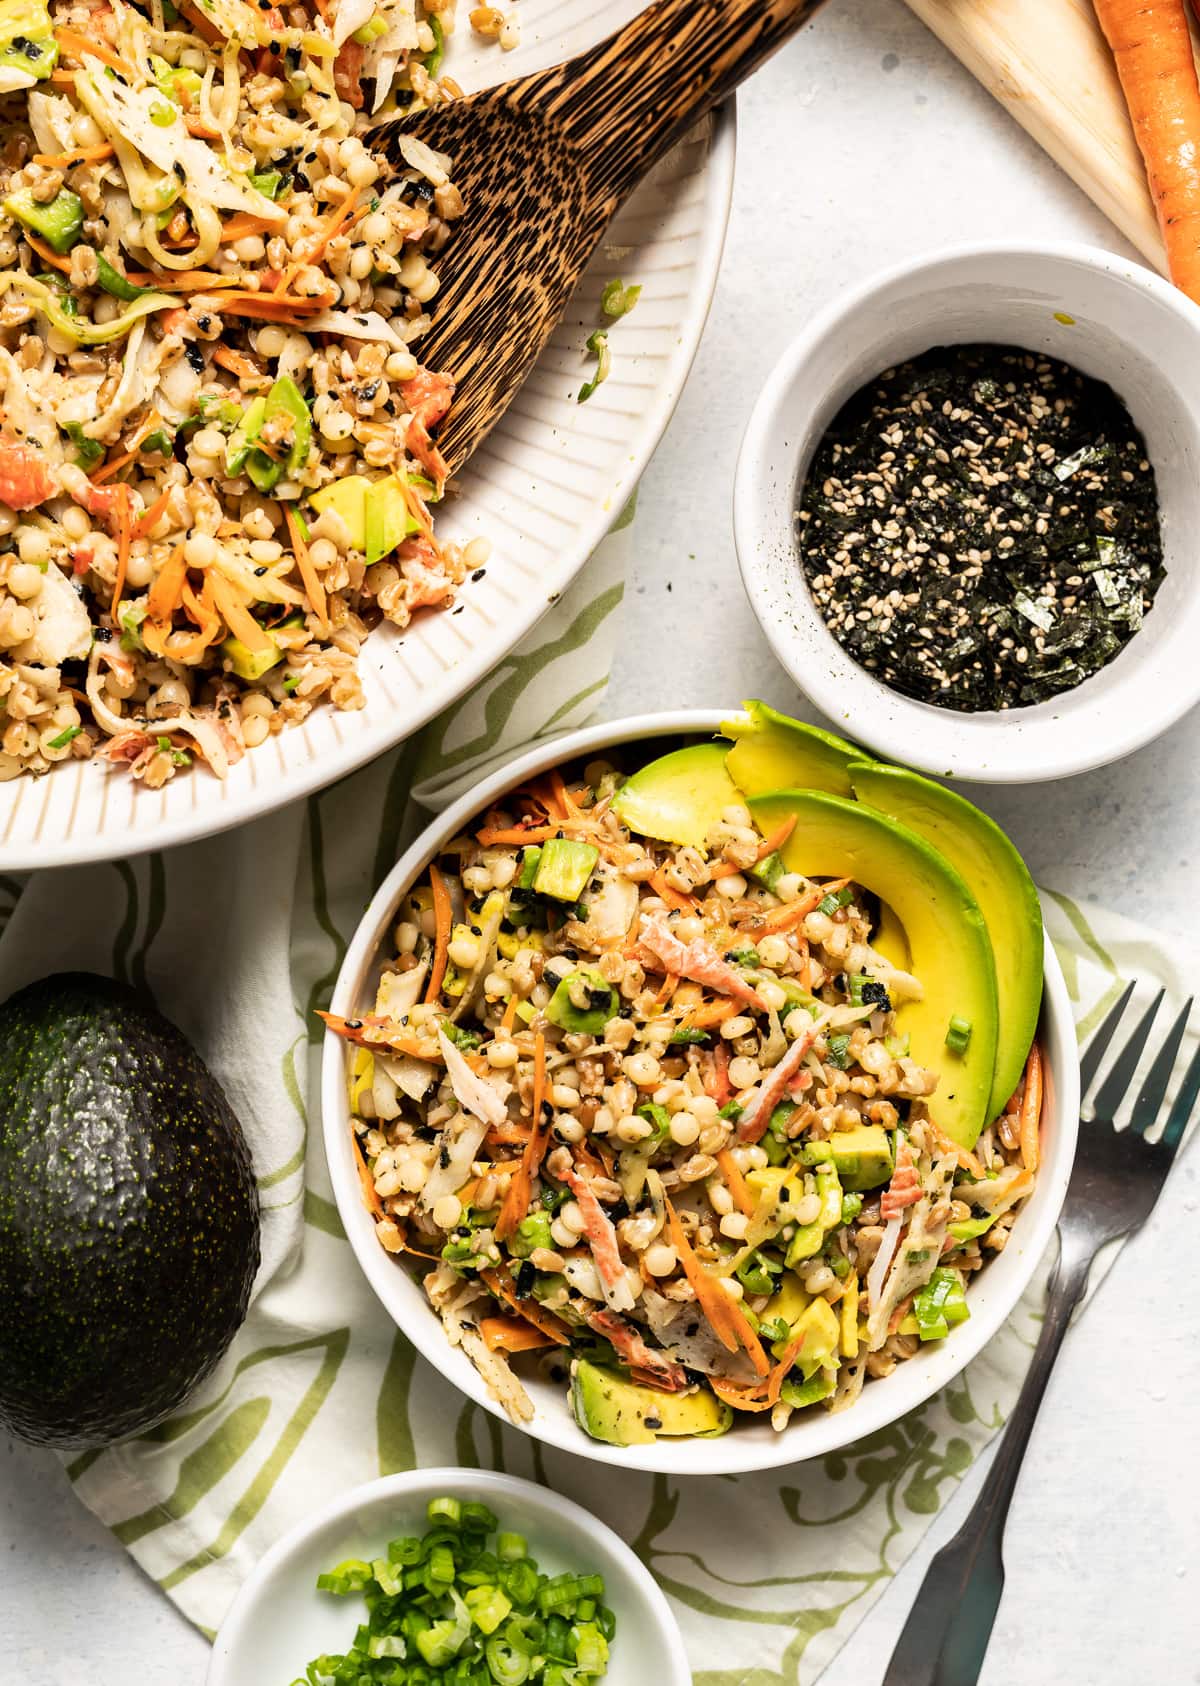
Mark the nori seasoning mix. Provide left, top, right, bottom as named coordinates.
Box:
left=795, top=344, right=1165, bottom=710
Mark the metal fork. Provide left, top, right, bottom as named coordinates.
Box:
left=882, top=980, right=1199, bottom=1686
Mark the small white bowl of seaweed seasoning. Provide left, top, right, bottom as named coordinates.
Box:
left=734, top=241, right=1200, bottom=782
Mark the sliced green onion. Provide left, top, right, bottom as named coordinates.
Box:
left=48, top=724, right=81, bottom=749
left=600, top=278, right=641, bottom=320
left=945, top=1014, right=973, bottom=1054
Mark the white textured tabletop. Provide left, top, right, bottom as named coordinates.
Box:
left=4, top=1, right=1198, bottom=1681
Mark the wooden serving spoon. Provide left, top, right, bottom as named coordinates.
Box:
left=367, top=0, right=828, bottom=476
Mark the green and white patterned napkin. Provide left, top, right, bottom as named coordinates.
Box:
left=0, top=515, right=1181, bottom=1682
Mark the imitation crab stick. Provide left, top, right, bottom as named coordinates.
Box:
left=1096, top=0, right=1200, bottom=300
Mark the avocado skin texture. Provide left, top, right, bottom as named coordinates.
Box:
left=0, top=972, right=260, bottom=1448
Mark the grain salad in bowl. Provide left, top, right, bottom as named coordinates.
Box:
left=323, top=704, right=1076, bottom=1463
left=0, top=0, right=487, bottom=786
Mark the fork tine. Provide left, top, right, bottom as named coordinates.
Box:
left=1089, top=987, right=1165, bottom=1120
left=1129, top=999, right=1192, bottom=1134
left=1161, top=1031, right=1200, bottom=1152
left=1079, top=978, right=1138, bottom=1095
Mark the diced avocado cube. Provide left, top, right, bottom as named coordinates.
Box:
left=4, top=186, right=83, bottom=254
left=0, top=0, right=57, bottom=83
left=801, top=1123, right=894, bottom=1191
left=569, top=1360, right=731, bottom=1446
left=364, top=473, right=420, bottom=565
left=221, top=630, right=282, bottom=681
left=310, top=474, right=371, bottom=551
left=545, top=969, right=617, bottom=1036
left=225, top=395, right=267, bottom=476
left=532, top=838, right=598, bottom=903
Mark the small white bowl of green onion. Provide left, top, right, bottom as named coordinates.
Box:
left=207, top=1469, right=688, bottom=1686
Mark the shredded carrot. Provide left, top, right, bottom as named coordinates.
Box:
left=23, top=233, right=71, bottom=273
left=53, top=28, right=133, bottom=75
left=147, top=542, right=188, bottom=623
left=207, top=573, right=271, bottom=653
left=1018, top=1041, right=1043, bottom=1174
left=109, top=486, right=132, bottom=624
left=710, top=1330, right=805, bottom=1411
left=315, top=1010, right=441, bottom=1061
left=123, top=271, right=244, bottom=292
left=476, top=824, right=560, bottom=848
left=216, top=212, right=279, bottom=243
left=1096, top=0, right=1200, bottom=302
left=500, top=992, right=520, bottom=1036
left=654, top=972, right=679, bottom=1008
left=665, top=1201, right=739, bottom=1355
left=31, top=142, right=114, bottom=168
left=353, top=1133, right=385, bottom=1219
left=424, top=863, right=453, bottom=1004
left=757, top=878, right=851, bottom=937
left=480, top=1263, right=570, bottom=1344
left=547, top=768, right=580, bottom=819
left=485, top=1120, right=532, bottom=1149
left=92, top=412, right=164, bottom=484
left=133, top=487, right=174, bottom=540
left=283, top=504, right=328, bottom=629
left=311, top=0, right=331, bottom=19
left=213, top=344, right=268, bottom=384
left=716, top=1148, right=756, bottom=1218
left=648, top=868, right=696, bottom=913
left=479, top=1316, right=556, bottom=1354
left=176, top=0, right=226, bottom=45
left=300, top=184, right=365, bottom=266
left=495, top=1032, right=547, bottom=1241
left=710, top=815, right=798, bottom=879
left=185, top=116, right=224, bottom=140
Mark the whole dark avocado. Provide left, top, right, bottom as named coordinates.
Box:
left=0, top=972, right=260, bottom=1447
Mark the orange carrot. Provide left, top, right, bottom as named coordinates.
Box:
left=648, top=868, right=696, bottom=913
left=147, top=542, right=188, bottom=623
left=479, top=1316, right=556, bottom=1354
left=424, top=863, right=453, bottom=1003
left=213, top=345, right=268, bottom=384
left=710, top=1329, right=806, bottom=1411
left=23, top=233, right=71, bottom=273
left=92, top=412, right=164, bottom=484
left=283, top=504, right=328, bottom=630
left=667, top=1200, right=752, bottom=1362
left=716, top=1148, right=756, bottom=1218
left=494, top=1032, right=547, bottom=1241
left=53, top=28, right=133, bottom=76
left=679, top=996, right=739, bottom=1032
left=31, top=143, right=114, bottom=168
left=217, top=213, right=278, bottom=243
left=299, top=184, right=365, bottom=265
left=756, top=878, right=851, bottom=937
left=1018, top=1041, right=1043, bottom=1174
left=480, top=1263, right=570, bottom=1344
left=1096, top=0, right=1200, bottom=300
left=353, top=1133, right=385, bottom=1219
left=133, top=487, right=174, bottom=540
left=316, top=1010, right=441, bottom=1062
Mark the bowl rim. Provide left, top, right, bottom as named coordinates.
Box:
left=321, top=707, right=1080, bottom=1475
left=207, top=1466, right=691, bottom=1686
left=733, top=236, right=1200, bottom=784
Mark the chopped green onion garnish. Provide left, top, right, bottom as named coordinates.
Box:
left=48, top=724, right=81, bottom=749
left=600, top=277, right=641, bottom=320
left=945, top=1014, right=973, bottom=1053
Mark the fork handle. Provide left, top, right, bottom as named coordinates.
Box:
left=881, top=1239, right=1092, bottom=1686
left=533, top=0, right=829, bottom=212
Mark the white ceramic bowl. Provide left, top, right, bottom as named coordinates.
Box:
left=734, top=241, right=1200, bottom=782
left=208, top=1468, right=689, bottom=1686
left=322, top=709, right=1079, bottom=1475
left=0, top=1, right=735, bottom=870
